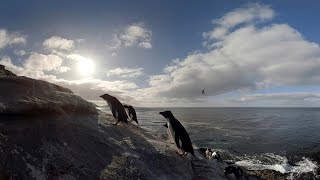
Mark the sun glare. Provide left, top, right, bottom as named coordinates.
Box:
left=77, top=57, right=95, bottom=76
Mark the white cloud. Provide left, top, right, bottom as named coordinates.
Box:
left=0, top=57, right=24, bottom=73
left=66, top=53, right=87, bottom=62
left=0, top=28, right=26, bottom=49
left=43, top=36, right=75, bottom=51
left=226, top=93, right=320, bottom=103
left=108, top=23, right=152, bottom=55
left=24, top=52, right=69, bottom=73
left=58, top=66, right=71, bottom=73
left=66, top=53, right=95, bottom=73
left=51, top=78, right=139, bottom=102
left=107, top=67, right=144, bottom=78
left=144, top=3, right=320, bottom=101
left=14, top=50, right=27, bottom=56
left=0, top=56, right=138, bottom=103
left=0, top=56, right=54, bottom=79
left=203, top=3, right=274, bottom=43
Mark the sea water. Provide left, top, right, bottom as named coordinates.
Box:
left=99, top=107, right=320, bottom=178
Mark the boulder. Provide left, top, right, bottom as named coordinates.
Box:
left=0, top=65, right=16, bottom=77
left=0, top=66, right=97, bottom=115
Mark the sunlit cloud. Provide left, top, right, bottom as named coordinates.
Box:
left=141, top=3, right=320, bottom=102
left=106, top=67, right=144, bottom=78
left=108, top=23, right=152, bottom=56
left=14, top=49, right=27, bottom=56
left=226, top=93, right=320, bottom=104
left=24, top=52, right=69, bottom=72
left=203, top=3, right=274, bottom=44
left=66, top=53, right=95, bottom=76
left=0, top=28, right=26, bottom=49
left=0, top=56, right=138, bottom=102
left=43, top=36, right=75, bottom=51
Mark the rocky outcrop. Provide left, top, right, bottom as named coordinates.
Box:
left=0, top=112, right=195, bottom=180
left=0, top=66, right=195, bottom=179
left=0, top=65, right=16, bottom=77
left=0, top=66, right=97, bottom=115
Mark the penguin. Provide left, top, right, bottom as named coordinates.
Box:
left=123, top=105, right=138, bottom=125
left=100, top=94, right=128, bottom=125
left=159, top=110, right=194, bottom=156
left=201, top=89, right=205, bottom=95
left=199, top=148, right=221, bottom=160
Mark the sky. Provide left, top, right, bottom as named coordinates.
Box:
left=1, top=0, right=320, bottom=107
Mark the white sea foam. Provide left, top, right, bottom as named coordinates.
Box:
left=235, top=153, right=318, bottom=178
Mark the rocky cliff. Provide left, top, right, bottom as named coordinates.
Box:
left=0, top=65, right=16, bottom=77
left=0, top=66, right=96, bottom=115
left=0, top=66, right=196, bottom=179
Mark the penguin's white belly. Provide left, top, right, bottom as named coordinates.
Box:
left=125, top=108, right=130, bottom=120
left=167, top=122, right=175, bottom=144
left=107, top=102, right=113, bottom=112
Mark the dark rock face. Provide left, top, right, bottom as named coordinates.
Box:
left=246, top=170, right=288, bottom=180
left=0, top=65, right=16, bottom=77
left=0, top=66, right=195, bottom=179
left=0, top=113, right=194, bottom=180
left=0, top=66, right=97, bottom=115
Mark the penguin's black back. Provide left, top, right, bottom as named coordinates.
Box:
left=171, top=117, right=194, bottom=155
left=128, top=106, right=138, bottom=124
left=100, top=94, right=128, bottom=123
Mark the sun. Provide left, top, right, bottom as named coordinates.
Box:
left=77, top=57, right=95, bottom=76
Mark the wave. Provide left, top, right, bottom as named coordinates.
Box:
left=235, top=153, right=318, bottom=179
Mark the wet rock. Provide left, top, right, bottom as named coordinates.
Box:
left=246, top=169, right=288, bottom=180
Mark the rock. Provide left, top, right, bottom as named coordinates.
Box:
left=0, top=112, right=195, bottom=180
left=0, top=66, right=97, bottom=115
left=0, top=65, right=16, bottom=77
left=0, top=66, right=196, bottom=179
left=245, top=169, right=288, bottom=180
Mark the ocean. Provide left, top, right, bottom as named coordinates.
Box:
left=98, top=107, right=320, bottom=177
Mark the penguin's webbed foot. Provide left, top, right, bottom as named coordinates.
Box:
left=176, top=152, right=188, bottom=157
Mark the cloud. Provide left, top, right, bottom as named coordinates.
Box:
left=226, top=93, right=320, bottom=103
left=43, top=36, right=75, bottom=51
left=108, top=23, right=152, bottom=55
left=0, top=28, right=26, bottom=49
left=24, top=52, right=70, bottom=73
left=144, top=3, right=320, bottom=101
left=106, top=67, right=144, bottom=78
left=0, top=56, right=55, bottom=79
left=66, top=53, right=87, bottom=62
left=14, top=50, right=27, bottom=56
left=0, top=56, right=139, bottom=103
left=51, top=78, right=139, bottom=102
left=1, top=52, right=70, bottom=80
left=0, top=56, right=24, bottom=73
left=203, top=3, right=274, bottom=43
